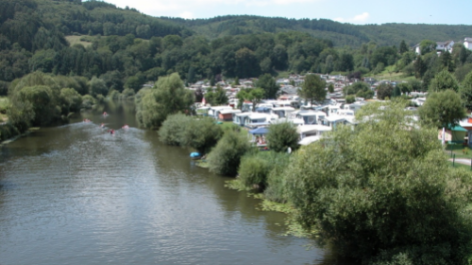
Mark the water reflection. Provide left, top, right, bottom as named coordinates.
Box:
left=0, top=102, right=337, bottom=265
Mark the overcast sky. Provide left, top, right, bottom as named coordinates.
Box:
left=101, top=0, right=472, bottom=25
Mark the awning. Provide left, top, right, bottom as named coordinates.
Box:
left=249, top=127, right=269, bottom=135
left=451, top=125, right=467, bottom=132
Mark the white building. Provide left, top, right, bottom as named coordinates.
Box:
left=464, top=38, right=472, bottom=50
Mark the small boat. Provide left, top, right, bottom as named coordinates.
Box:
left=109, top=129, right=115, bottom=135
left=100, top=123, right=105, bottom=128
left=122, top=124, right=129, bottom=129
left=83, top=119, right=90, bottom=123
left=190, top=152, right=202, bottom=160
left=103, top=112, right=108, bottom=117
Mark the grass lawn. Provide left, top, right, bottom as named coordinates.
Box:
left=364, top=66, right=416, bottom=82
left=65, top=35, right=93, bottom=48
left=445, top=144, right=472, bottom=159
left=448, top=161, right=472, bottom=171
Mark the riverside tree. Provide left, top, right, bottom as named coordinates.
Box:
left=460, top=71, right=472, bottom=111
left=285, top=100, right=472, bottom=264
left=207, top=130, right=250, bottom=176
left=135, top=73, right=194, bottom=129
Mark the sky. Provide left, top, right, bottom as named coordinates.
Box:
left=101, top=0, right=472, bottom=25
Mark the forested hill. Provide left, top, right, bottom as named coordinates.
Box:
left=161, top=15, right=472, bottom=47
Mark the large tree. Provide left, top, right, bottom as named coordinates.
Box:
left=460, top=71, right=472, bottom=111
left=256, top=74, right=279, bottom=99
left=299, top=74, right=326, bottom=104
left=429, top=69, right=459, bottom=93
left=135, top=73, right=194, bottom=129
left=285, top=100, right=472, bottom=264
left=419, top=90, right=466, bottom=130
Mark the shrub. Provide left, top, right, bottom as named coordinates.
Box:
left=266, top=122, right=299, bottom=153
left=263, top=153, right=291, bottom=202
left=345, top=95, right=355, bottom=103
left=207, top=130, right=250, bottom=176
left=286, top=101, right=472, bottom=264
left=181, top=117, right=223, bottom=154
left=238, top=153, right=270, bottom=190
left=158, top=113, right=191, bottom=146
left=81, top=94, right=95, bottom=109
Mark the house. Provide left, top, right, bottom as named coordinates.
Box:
left=459, top=118, right=472, bottom=147
left=218, top=109, right=241, bottom=121
left=436, top=40, right=454, bottom=53
left=464, top=38, right=472, bottom=50
left=297, top=125, right=332, bottom=145
left=271, top=107, right=296, bottom=118
left=296, top=110, right=326, bottom=125
left=208, top=106, right=233, bottom=120
left=233, top=112, right=278, bottom=128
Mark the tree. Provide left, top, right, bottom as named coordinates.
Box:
left=396, top=83, right=411, bottom=95
left=285, top=100, right=472, bottom=264
left=205, top=85, right=228, bottom=106
left=399, top=40, right=408, bottom=54
left=414, top=55, right=427, bottom=79
left=328, top=83, right=334, bottom=93
left=237, top=88, right=264, bottom=111
left=257, top=73, right=279, bottom=99
left=207, top=130, right=250, bottom=176
left=135, top=73, right=194, bottom=129
left=89, top=77, right=108, bottom=97
left=460, top=71, right=472, bottom=111
left=376, top=83, right=393, bottom=100
left=419, top=90, right=466, bottom=130
left=440, top=51, right=455, bottom=72
left=299, top=74, right=326, bottom=104
left=266, top=122, right=299, bottom=153
left=419, top=39, right=437, bottom=55
left=429, top=69, right=459, bottom=93
left=181, top=117, right=223, bottom=154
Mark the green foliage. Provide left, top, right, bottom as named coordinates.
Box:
left=205, top=85, right=228, bottom=106
left=257, top=74, right=279, bottom=99
left=266, top=122, right=299, bottom=153
left=181, top=117, right=223, bottom=154
left=89, top=77, right=108, bottom=97
left=158, top=113, right=192, bottom=146
left=460, top=71, right=472, bottom=111
left=429, top=69, right=459, bottom=93
left=344, top=81, right=372, bottom=99
left=376, top=83, right=394, bottom=100
left=419, top=39, right=437, bottom=55
left=207, top=130, right=250, bottom=176
left=236, top=88, right=264, bottom=111
left=419, top=90, right=466, bottom=129
left=299, top=74, right=326, bottom=103
left=345, top=95, right=355, bottom=103
left=238, top=153, right=271, bottom=190
left=328, top=83, right=334, bottom=93
left=135, top=73, right=194, bottom=129
left=81, top=94, right=95, bottom=109
left=285, top=100, right=472, bottom=264
left=60, top=88, right=82, bottom=113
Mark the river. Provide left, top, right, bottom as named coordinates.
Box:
left=0, top=102, right=336, bottom=265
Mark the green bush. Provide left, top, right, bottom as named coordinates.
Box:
left=121, top=88, right=135, bottom=100
left=107, top=89, right=120, bottom=101
left=285, top=101, right=472, bottom=264
left=181, top=117, right=223, bottom=154
left=345, top=95, right=355, bottom=103
left=158, top=113, right=192, bottom=146
left=263, top=153, right=291, bottom=202
left=266, top=122, right=299, bottom=153
left=81, top=94, right=95, bottom=109
left=238, top=153, right=270, bottom=190
left=207, top=130, right=250, bottom=176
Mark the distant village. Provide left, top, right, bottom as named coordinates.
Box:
left=177, top=37, right=472, bottom=148
left=183, top=73, right=428, bottom=147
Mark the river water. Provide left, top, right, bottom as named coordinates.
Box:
left=0, top=102, right=335, bottom=265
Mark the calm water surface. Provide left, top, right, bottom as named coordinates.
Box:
left=0, top=102, right=336, bottom=265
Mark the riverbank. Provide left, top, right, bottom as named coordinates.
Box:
left=0, top=126, right=39, bottom=146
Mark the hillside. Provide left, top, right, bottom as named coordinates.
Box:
left=161, top=15, right=472, bottom=47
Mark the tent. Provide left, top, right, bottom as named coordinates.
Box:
left=249, top=127, right=268, bottom=135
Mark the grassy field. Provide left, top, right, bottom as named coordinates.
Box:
left=364, top=66, right=416, bottom=82
left=65, top=35, right=93, bottom=48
